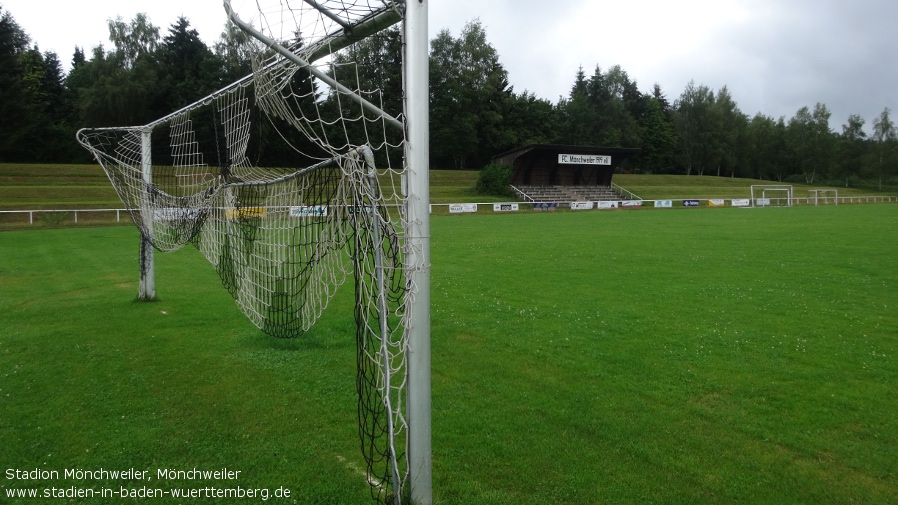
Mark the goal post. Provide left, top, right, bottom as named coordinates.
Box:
left=751, top=184, right=793, bottom=207
left=138, top=128, right=155, bottom=301
left=404, top=2, right=432, bottom=503
left=809, top=189, right=839, bottom=205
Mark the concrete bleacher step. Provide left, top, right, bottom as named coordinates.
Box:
left=515, top=185, right=624, bottom=203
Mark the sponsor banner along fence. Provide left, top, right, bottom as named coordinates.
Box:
left=154, top=208, right=201, bottom=220
left=427, top=196, right=897, bottom=214
left=493, top=203, right=519, bottom=212
left=289, top=205, right=328, bottom=217
left=449, top=203, right=478, bottom=214
left=225, top=207, right=267, bottom=219
left=5, top=195, right=898, bottom=228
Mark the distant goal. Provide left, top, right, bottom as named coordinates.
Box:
left=809, top=189, right=839, bottom=205
left=751, top=185, right=793, bottom=207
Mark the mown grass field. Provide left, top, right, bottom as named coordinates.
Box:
left=0, top=164, right=121, bottom=210
left=1, top=203, right=897, bottom=504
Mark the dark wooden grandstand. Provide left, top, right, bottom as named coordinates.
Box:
left=493, top=144, right=640, bottom=202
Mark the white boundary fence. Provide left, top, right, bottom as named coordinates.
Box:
left=0, top=208, right=129, bottom=226
left=3, top=194, right=897, bottom=227
left=428, top=194, right=898, bottom=214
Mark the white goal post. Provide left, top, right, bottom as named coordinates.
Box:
left=809, top=189, right=839, bottom=205
left=751, top=184, right=793, bottom=207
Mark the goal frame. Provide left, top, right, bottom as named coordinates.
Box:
left=751, top=184, right=793, bottom=207
left=404, top=3, right=433, bottom=504
left=78, top=1, right=432, bottom=503
left=223, top=2, right=432, bottom=502
left=808, top=188, right=839, bottom=205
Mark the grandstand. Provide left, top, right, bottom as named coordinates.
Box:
left=512, top=184, right=624, bottom=202
left=496, top=144, right=640, bottom=202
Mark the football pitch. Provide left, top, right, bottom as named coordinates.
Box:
left=1, top=204, right=896, bottom=504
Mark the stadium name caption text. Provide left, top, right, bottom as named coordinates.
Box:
left=5, top=467, right=242, bottom=481
left=4, top=467, right=292, bottom=501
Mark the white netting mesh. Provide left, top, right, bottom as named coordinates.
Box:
left=77, top=2, right=411, bottom=502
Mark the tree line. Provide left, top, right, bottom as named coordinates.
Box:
left=430, top=21, right=897, bottom=190
left=0, top=6, right=254, bottom=164
left=1, top=5, right=896, bottom=189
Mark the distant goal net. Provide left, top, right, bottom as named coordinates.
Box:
left=751, top=184, right=793, bottom=207
left=77, top=1, right=429, bottom=503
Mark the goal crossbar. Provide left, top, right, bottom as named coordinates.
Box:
left=223, top=0, right=403, bottom=131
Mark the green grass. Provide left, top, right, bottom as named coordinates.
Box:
left=0, top=164, right=121, bottom=210
left=0, top=227, right=369, bottom=503
left=2, top=205, right=897, bottom=504
left=430, top=205, right=898, bottom=504
left=427, top=170, right=480, bottom=203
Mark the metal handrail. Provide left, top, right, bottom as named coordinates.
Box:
left=611, top=182, right=642, bottom=201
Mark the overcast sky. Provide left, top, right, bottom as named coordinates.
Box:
left=3, top=0, right=896, bottom=132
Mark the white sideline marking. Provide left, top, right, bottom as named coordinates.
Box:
left=336, top=455, right=384, bottom=489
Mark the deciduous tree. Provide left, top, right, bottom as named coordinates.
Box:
left=838, top=114, right=867, bottom=186
left=786, top=103, right=834, bottom=184
left=674, top=80, right=715, bottom=175
left=872, top=107, right=896, bottom=190
left=429, top=21, right=511, bottom=169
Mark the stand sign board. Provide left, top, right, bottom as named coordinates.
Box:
left=558, top=154, right=611, bottom=165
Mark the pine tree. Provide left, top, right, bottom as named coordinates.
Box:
left=0, top=6, right=30, bottom=160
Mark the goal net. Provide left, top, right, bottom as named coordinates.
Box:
left=750, top=184, right=793, bottom=207
left=77, top=1, right=428, bottom=503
